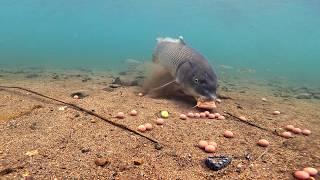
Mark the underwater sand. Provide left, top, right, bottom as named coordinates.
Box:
left=0, top=68, right=319, bottom=179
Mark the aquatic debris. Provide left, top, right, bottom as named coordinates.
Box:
left=257, top=139, right=269, bottom=147
left=116, top=112, right=125, bottom=119
left=70, top=91, right=89, bottom=99
left=155, top=118, right=164, bottom=125
left=129, top=110, right=138, bottom=116
left=25, top=150, right=38, bottom=157
left=205, top=156, right=232, bottom=171
left=294, top=170, right=310, bottom=180
left=223, top=131, right=234, bottom=138
left=160, top=111, right=169, bottom=118
left=303, top=167, right=318, bottom=176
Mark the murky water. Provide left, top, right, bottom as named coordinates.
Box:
left=0, top=0, right=319, bottom=88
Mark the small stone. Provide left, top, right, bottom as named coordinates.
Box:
left=261, top=98, right=267, bottom=101
left=133, top=159, right=143, bottom=165
left=218, top=115, right=225, bottom=120
left=73, top=95, right=79, bottom=99
left=25, top=150, right=39, bottom=156
left=94, top=158, right=110, bottom=166
left=216, top=99, right=222, bottom=103
left=90, top=119, right=96, bottom=123
left=138, top=93, right=143, bottom=96
left=81, top=148, right=90, bottom=153
left=204, top=111, right=210, bottom=116
left=273, top=111, right=281, bottom=115
left=301, top=129, right=311, bottom=136
left=239, top=116, right=246, bottom=120
left=109, top=84, right=121, bottom=88
left=208, top=141, right=217, bottom=147
left=294, top=170, right=310, bottom=180
left=58, top=106, right=67, bottom=111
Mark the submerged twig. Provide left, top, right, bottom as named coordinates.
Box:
left=225, top=111, right=281, bottom=137
left=0, top=85, right=161, bottom=147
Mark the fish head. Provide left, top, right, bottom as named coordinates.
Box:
left=176, top=60, right=218, bottom=101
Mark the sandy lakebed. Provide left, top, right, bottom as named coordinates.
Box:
left=0, top=68, right=319, bottom=179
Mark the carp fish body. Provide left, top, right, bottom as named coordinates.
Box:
left=149, top=36, right=218, bottom=102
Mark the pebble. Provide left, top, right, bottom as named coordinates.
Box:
left=138, top=93, right=143, bottom=96
left=200, top=112, right=206, bottom=118
left=144, top=123, right=153, bottom=130
left=90, top=119, right=96, bottom=123
left=137, top=125, right=146, bottom=132
left=129, top=110, right=138, bottom=116
left=301, top=129, right=311, bottom=136
left=239, top=116, right=246, bottom=120
left=281, top=131, right=293, bottom=138
left=116, top=112, right=125, bottom=119
left=218, top=115, right=225, bottom=120
left=294, top=170, right=310, bottom=180
left=204, top=111, right=210, bottom=116
left=223, top=131, right=234, bottom=138
left=73, top=95, right=79, bottom=99
left=285, top=125, right=295, bottom=131
left=194, top=113, right=200, bottom=118
left=303, top=167, right=318, bottom=176
left=187, top=112, right=194, bottom=118
left=208, top=114, right=216, bottom=119
left=160, top=111, right=169, bottom=118
left=155, top=118, right=164, bottom=125
left=58, top=106, right=67, bottom=111
left=292, top=128, right=302, bottom=134
left=257, top=139, right=269, bottom=147
left=94, top=158, right=110, bottom=166
left=133, top=159, right=144, bottom=165
left=261, top=98, right=267, bottom=101
left=208, top=141, right=217, bottom=147
left=273, top=111, right=281, bottom=115
left=216, top=99, right=222, bottom=103
left=198, top=140, right=208, bottom=149
left=214, top=113, right=220, bottom=116
left=204, top=145, right=216, bottom=153
left=179, top=114, right=187, bottom=120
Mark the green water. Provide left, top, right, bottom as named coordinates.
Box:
left=0, top=0, right=319, bottom=87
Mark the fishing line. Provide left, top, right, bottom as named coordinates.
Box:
left=0, top=85, right=162, bottom=148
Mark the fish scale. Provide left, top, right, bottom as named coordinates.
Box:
left=153, top=38, right=193, bottom=77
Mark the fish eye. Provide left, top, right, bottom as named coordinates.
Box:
left=194, top=78, right=199, bottom=84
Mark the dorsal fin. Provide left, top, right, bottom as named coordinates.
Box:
left=178, top=36, right=185, bottom=45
